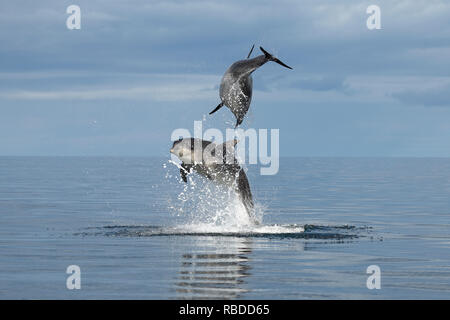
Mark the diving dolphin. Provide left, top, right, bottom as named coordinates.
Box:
left=170, top=137, right=257, bottom=224
left=209, top=46, right=292, bottom=127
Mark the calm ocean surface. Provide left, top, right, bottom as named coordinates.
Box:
left=0, top=157, right=449, bottom=299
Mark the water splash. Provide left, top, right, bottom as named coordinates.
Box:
left=135, top=160, right=366, bottom=240
left=165, top=159, right=266, bottom=233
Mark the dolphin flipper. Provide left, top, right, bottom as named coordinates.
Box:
left=209, top=102, right=224, bottom=115
left=180, top=163, right=192, bottom=183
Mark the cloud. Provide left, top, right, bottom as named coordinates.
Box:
left=0, top=72, right=219, bottom=101
left=3, top=71, right=450, bottom=111
left=1, top=85, right=213, bottom=101
left=1, top=0, right=450, bottom=156
left=2, top=0, right=449, bottom=75
left=392, top=85, right=450, bottom=107
left=290, top=75, right=348, bottom=92
left=344, top=75, right=450, bottom=105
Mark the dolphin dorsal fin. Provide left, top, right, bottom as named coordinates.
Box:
left=219, top=139, right=238, bottom=150
left=247, top=44, right=255, bottom=59
left=219, top=139, right=239, bottom=164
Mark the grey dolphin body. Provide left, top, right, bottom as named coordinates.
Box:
left=170, top=138, right=257, bottom=224
left=209, top=46, right=292, bottom=127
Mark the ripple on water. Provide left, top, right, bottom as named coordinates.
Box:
left=75, top=223, right=370, bottom=240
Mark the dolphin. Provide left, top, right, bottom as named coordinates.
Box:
left=170, top=138, right=257, bottom=224
left=209, top=46, right=292, bottom=127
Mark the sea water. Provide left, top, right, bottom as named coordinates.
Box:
left=0, top=157, right=449, bottom=299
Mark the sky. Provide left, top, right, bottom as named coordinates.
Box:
left=0, top=0, right=449, bottom=157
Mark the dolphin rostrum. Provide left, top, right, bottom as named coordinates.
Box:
left=209, top=46, right=292, bottom=127
left=170, top=138, right=258, bottom=224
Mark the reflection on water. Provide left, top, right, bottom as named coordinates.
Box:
left=73, top=224, right=364, bottom=299
left=174, top=237, right=252, bottom=299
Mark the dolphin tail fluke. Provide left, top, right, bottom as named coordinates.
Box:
left=236, top=168, right=259, bottom=224
left=259, top=46, right=293, bottom=70
left=209, top=102, right=224, bottom=115
left=260, top=46, right=272, bottom=60
left=247, top=44, right=255, bottom=59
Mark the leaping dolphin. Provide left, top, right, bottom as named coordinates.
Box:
left=170, top=138, right=258, bottom=224
left=209, top=46, right=292, bottom=127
